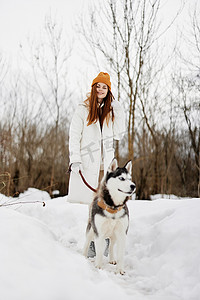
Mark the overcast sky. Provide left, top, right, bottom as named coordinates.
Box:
left=0, top=0, right=194, bottom=53
left=0, top=0, right=86, bottom=54
left=0, top=0, right=197, bottom=95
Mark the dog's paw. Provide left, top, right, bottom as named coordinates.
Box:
left=119, top=270, right=125, bottom=275
left=115, top=268, right=125, bottom=275
left=95, top=265, right=102, bottom=270
left=95, top=263, right=102, bottom=270
left=109, top=260, right=117, bottom=265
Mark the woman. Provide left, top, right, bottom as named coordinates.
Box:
left=68, top=72, right=125, bottom=204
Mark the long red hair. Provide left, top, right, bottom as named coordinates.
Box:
left=84, top=83, right=114, bottom=126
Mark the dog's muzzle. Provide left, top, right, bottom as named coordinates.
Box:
left=130, top=184, right=136, bottom=193
left=118, top=183, right=136, bottom=195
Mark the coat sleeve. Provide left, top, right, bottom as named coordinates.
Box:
left=69, top=105, right=84, bottom=164
left=112, top=100, right=125, bottom=140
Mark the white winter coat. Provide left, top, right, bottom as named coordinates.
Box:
left=67, top=101, right=125, bottom=204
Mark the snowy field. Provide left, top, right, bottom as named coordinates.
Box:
left=0, top=188, right=200, bottom=300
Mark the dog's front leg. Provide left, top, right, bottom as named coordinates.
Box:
left=83, top=226, right=94, bottom=257
left=115, top=233, right=126, bottom=275
left=94, top=235, right=105, bottom=269
left=109, top=236, right=116, bottom=265
left=83, top=235, right=90, bottom=257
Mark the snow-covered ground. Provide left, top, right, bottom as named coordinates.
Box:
left=0, top=188, right=200, bottom=300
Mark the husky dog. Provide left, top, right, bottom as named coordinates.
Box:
left=83, top=159, right=136, bottom=274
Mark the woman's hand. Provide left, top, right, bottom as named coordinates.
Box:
left=71, top=162, right=83, bottom=174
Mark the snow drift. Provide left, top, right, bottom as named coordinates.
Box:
left=0, top=189, right=200, bottom=300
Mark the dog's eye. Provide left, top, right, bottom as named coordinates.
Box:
left=119, top=177, right=125, bottom=181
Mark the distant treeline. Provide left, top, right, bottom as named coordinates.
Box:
left=0, top=119, right=199, bottom=199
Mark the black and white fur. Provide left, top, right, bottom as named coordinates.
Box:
left=83, top=159, right=136, bottom=274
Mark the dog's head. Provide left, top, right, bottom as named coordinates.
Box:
left=103, top=158, right=136, bottom=206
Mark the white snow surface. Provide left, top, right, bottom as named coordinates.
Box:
left=0, top=188, right=200, bottom=300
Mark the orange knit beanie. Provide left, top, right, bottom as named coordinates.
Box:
left=91, top=72, right=111, bottom=90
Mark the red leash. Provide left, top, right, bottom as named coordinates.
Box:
left=79, top=170, right=97, bottom=193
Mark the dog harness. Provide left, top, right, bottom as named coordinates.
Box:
left=97, top=198, right=124, bottom=214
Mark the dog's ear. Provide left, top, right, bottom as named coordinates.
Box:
left=108, top=158, right=118, bottom=172
left=124, top=160, right=132, bottom=175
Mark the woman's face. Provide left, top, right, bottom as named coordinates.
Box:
left=96, top=82, right=108, bottom=102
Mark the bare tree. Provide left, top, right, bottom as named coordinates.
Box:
left=173, top=3, right=200, bottom=197
left=79, top=0, right=180, bottom=165
left=21, top=13, right=72, bottom=195
left=79, top=0, right=181, bottom=198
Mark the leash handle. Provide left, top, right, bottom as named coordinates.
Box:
left=79, top=170, right=97, bottom=193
